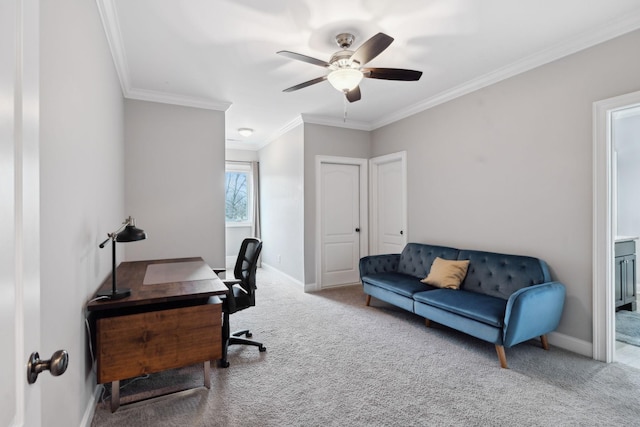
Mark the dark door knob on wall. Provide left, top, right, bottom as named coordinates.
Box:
left=355, top=228, right=360, bottom=232
left=27, top=350, right=68, bottom=384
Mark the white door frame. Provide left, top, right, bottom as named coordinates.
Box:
left=593, top=89, right=640, bottom=362
left=2, top=0, right=41, bottom=425
left=315, top=156, right=368, bottom=291
left=370, top=151, right=407, bottom=254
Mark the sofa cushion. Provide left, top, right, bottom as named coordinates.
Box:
left=421, top=257, right=470, bottom=289
left=397, top=243, right=460, bottom=279
left=458, top=250, right=551, bottom=300
left=362, top=272, right=436, bottom=298
left=413, top=289, right=507, bottom=327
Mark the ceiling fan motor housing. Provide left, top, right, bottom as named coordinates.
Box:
left=335, top=33, right=355, bottom=49
left=330, top=50, right=357, bottom=69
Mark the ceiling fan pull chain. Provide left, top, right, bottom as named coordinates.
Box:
left=343, top=93, right=348, bottom=122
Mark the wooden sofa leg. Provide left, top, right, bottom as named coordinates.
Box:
left=365, top=295, right=371, bottom=306
left=495, top=345, right=508, bottom=369
left=424, top=319, right=431, bottom=328
left=540, top=335, right=549, bottom=351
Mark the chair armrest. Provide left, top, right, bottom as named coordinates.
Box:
left=503, top=281, right=566, bottom=348
left=222, top=279, right=249, bottom=295
left=222, top=278, right=242, bottom=289
left=359, top=254, right=400, bottom=280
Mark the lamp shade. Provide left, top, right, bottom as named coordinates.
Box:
left=116, top=224, right=147, bottom=242
left=327, top=68, right=363, bottom=92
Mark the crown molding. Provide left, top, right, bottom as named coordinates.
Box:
left=237, top=115, right=305, bottom=152
left=97, top=0, right=231, bottom=112
left=98, top=0, right=640, bottom=137
left=96, top=0, right=130, bottom=95
left=372, top=9, right=640, bottom=130
left=259, top=115, right=304, bottom=149
left=301, top=114, right=372, bottom=131
left=126, top=88, right=231, bottom=111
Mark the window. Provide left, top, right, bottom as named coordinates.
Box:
left=225, top=162, right=252, bottom=225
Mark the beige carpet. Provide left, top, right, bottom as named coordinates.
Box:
left=91, top=269, right=640, bottom=426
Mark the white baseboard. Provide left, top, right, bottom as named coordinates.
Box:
left=308, top=281, right=362, bottom=292
left=80, top=384, right=103, bottom=427
left=304, top=282, right=319, bottom=292
left=260, top=263, right=305, bottom=288
left=548, top=331, right=593, bottom=358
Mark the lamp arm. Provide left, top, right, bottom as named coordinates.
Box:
left=98, top=216, right=135, bottom=249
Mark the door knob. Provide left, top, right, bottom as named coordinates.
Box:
left=400, top=230, right=404, bottom=235
left=27, top=350, right=68, bottom=384
left=355, top=228, right=360, bottom=232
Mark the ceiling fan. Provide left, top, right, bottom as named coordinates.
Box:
left=277, top=32, right=422, bottom=103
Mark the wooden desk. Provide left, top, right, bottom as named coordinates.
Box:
left=87, top=257, right=228, bottom=412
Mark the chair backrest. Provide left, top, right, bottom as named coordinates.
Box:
left=233, top=237, right=263, bottom=293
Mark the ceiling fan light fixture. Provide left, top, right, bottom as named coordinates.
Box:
left=238, top=128, right=253, bottom=137
left=327, top=68, right=363, bottom=93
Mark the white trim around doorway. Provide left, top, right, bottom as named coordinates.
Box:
left=369, top=151, right=408, bottom=255
left=593, top=89, right=640, bottom=362
left=314, top=155, right=368, bottom=291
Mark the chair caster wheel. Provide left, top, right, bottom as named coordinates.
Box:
left=218, top=360, right=230, bottom=368
left=246, top=332, right=253, bottom=338
left=259, top=345, right=266, bottom=352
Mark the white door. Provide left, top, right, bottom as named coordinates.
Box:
left=318, top=160, right=366, bottom=288
left=370, top=152, right=407, bottom=255
left=1, top=0, right=42, bottom=425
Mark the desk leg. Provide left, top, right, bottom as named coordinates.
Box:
left=110, top=380, right=120, bottom=413
left=203, top=361, right=210, bottom=389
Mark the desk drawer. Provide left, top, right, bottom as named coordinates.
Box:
left=96, top=302, right=221, bottom=384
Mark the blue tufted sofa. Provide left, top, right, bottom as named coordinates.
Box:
left=359, top=243, right=565, bottom=368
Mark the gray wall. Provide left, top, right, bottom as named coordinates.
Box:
left=615, top=110, right=640, bottom=238
left=124, top=99, right=226, bottom=267
left=40, top=0, right=125, bottom=425
left=226, top=226, right=253, bottom=257
left=371, top=29, right=640, bottom=343
left=259, top=125, right=305, bottom=282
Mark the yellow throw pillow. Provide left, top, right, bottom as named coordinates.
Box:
left=420, top=257, right=470, bottom=289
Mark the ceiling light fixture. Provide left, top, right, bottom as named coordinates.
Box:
left=238, top=128, right=253, bottom=137
left=327, top=68, right=363, bottom=93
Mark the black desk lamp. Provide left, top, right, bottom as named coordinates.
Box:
left=97, top=216, right=147, bottom=300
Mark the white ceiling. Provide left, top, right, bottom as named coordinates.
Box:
left=98, top=0, right=640, bottom=150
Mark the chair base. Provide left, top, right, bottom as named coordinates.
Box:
left=218, top=329, right=266, bottom=368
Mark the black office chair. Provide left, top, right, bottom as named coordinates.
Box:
left=217, top=237, right=264, bottom=368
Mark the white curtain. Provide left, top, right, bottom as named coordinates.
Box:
left=251, top=161, right=261, bottom=266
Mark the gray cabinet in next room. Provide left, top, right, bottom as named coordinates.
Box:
left=615, top=238, right=637, bottom=311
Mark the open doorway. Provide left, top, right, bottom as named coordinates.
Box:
left=593, top=90, right=640, bottom=367
left=613, top=106, right=640, bottom=369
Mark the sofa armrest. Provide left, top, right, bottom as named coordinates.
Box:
left=502, top=281, right=566, bottom=348
left=359, top=254, right=401, bottom=280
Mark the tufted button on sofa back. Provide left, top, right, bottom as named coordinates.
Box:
left=397, top=243, right=459, bottom=279
left=360, top=253, right=400, bottom=275
left=458, top=249, right=551, bottom=299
